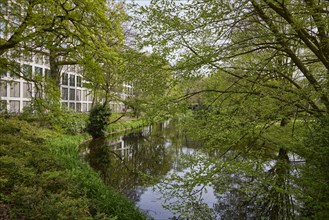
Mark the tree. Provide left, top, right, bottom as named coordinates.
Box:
left=1, top=0, right=126, bottom=112
left=133, top=0, right=329, bottom=218
left=120, top=49, right=175, bottom=120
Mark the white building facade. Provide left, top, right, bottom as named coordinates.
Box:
left=0, top=57, right=94, bottom=113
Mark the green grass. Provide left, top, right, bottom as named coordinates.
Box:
left=0, top=115, right=146, bottom=220
left=108, top=118, right=146, bottom=133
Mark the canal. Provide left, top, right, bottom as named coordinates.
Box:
left=84, top=120, right=301, bottom=219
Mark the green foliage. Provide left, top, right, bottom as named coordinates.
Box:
left=55, top=112, right=89, bottom=135
left=0, top=116, right=145, bottom=219
left=86, top=104, right=111, bottom=138
left=107, top=118, right=146, bottom=133
left=297, top=117, right=329, bottom=219
left=131, top=0, right=329, bottom=217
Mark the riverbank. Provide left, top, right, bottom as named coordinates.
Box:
left=0, top=114, right=146, bottom=219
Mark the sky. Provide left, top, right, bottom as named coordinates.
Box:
left=125, top=0, right=151, bottom=6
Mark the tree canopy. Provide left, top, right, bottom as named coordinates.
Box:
left=133, top=0, right=329, bottom=218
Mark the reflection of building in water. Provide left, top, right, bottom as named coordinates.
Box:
left=106, top=135, right=134, bottom=160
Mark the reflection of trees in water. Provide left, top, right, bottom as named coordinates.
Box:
left=87, top=121, right=182, bottom=202
left=157, top=145, right=299, bottom=219
left=211, top=148, right=297, bottom=219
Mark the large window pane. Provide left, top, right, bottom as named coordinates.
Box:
left=10, top=82, right=20, bottom=97
left=23, top=101, right=31, bottom=109
left=62, top=88, right=68, bottom=100
left=34, top=66, right=42, bottom=77
left=70, top=75, right=75, bottom=87
left=77, top=76, right=82, bottom=87
left=0, top=100, right=7, bottom=112
left=0, top=80, right=7, bottom=97
left=76, top=89, right=81, bottom=101
left=35, top=85, right=43, bottom=98
left=45, top=69, right=51, bottom=78
left=82, top=90, right=87, bottom=101
left=76, top=103, right=81, bottom=112
left=9, top=101, right=20, bottom=113
left=62, top=73, right=68, bottom=85
left=69, top=89, right=75, bottom=100
left=82, top=103, right=87, bottom=112
left=23, top=64, right=32, bottom=78
left=69, top=102, right=75, bottom=111
left=23, top=82, right=32, bottom=98
left=10, top=62, right=20, bottom=79
left=88, top=93, right=93, bottom=102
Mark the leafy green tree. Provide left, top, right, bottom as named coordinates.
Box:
left=133, top=0, right=329, bottom=218
left=1, top=0, right=126, bottom=112
left=86, top=104, right=111, bottom=139
left=121, top=49, right=176, bottom=120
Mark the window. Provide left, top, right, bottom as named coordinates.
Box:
left=35, top=55, right=43, bottom=65
left=0, top=80, right=7, bottom=97
left=69, top=102, right=75, bottom=111
left=23, top=101, right=31, bottom=108
left=88, top=93, right=93, bottom=102
left=62, top=88, right=68, bottom=100
left=10, top=82, right=20, bottom=97
left=0, top=100, right=7, bottom=112
left=35, top=85, right=43, bottom=98
left=10, top=62, right=20, bottom=79
left=82, top=103, right=87, bottom=112
left=62, top=73, right=68, bottom=85
left=70, top=75, right=75, bottom=87
left=77, top=76, right=82, bottom=87
left=69, top=89, right=75, bottom=100
left=23, top=82, right=32, bottom=98
left=61, top=102, right=68, bottom=110
left=76, top=103, right=81, bottom=112
left=23, top=64, right=32, bottom=78
left=76, top=89, right=81, bottom=101
left=34, top=66, right=42, bottom=77
left=45, top=69, right=51, bottom=78
left=9, top=101, right=20, bottom=113
left=82, top=90, right=87, bottom=101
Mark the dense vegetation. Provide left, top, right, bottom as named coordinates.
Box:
left=1, top=0, right=329, bottom=219
left=129, top=0, right=329, bottom=218
left=0, top=114, right=146, bottom=219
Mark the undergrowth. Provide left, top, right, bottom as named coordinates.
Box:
left=0, top=115, right=146, bottom=219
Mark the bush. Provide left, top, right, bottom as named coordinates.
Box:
left=55, top=112, right=88, bottom=135
left=0, top=116, right=145, bottom=219
left=86, top=104, right=111, bottom=138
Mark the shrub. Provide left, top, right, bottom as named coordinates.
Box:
left=0, top=116, right=145, bottom=219
left=55, top=112, right=88, bottom=135
left=86, top=104, right=111, bottom=138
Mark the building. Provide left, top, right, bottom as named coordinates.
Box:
left=0, top=1, right=133, bottom=113
left=0, top=56, right=94, bottom=113
left=0, top=59, right=133, bottom=113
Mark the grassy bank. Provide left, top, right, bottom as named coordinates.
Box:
left=108, top=117, right=147, bottom=134
left=0, top=115, right=146, bottom=219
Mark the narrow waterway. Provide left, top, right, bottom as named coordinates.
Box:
left=84, top=120, right=221, bottom=219
left=84, top=120, right=301, bottom=219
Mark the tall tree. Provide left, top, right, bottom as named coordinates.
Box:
left=1, top=0, right=126, bottom=111
left=133, top=0, right=329, bottom=218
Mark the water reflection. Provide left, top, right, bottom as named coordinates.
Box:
left=87, top=121, right=176, bottom=202
left=85, top=120, right=301, bottom=219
